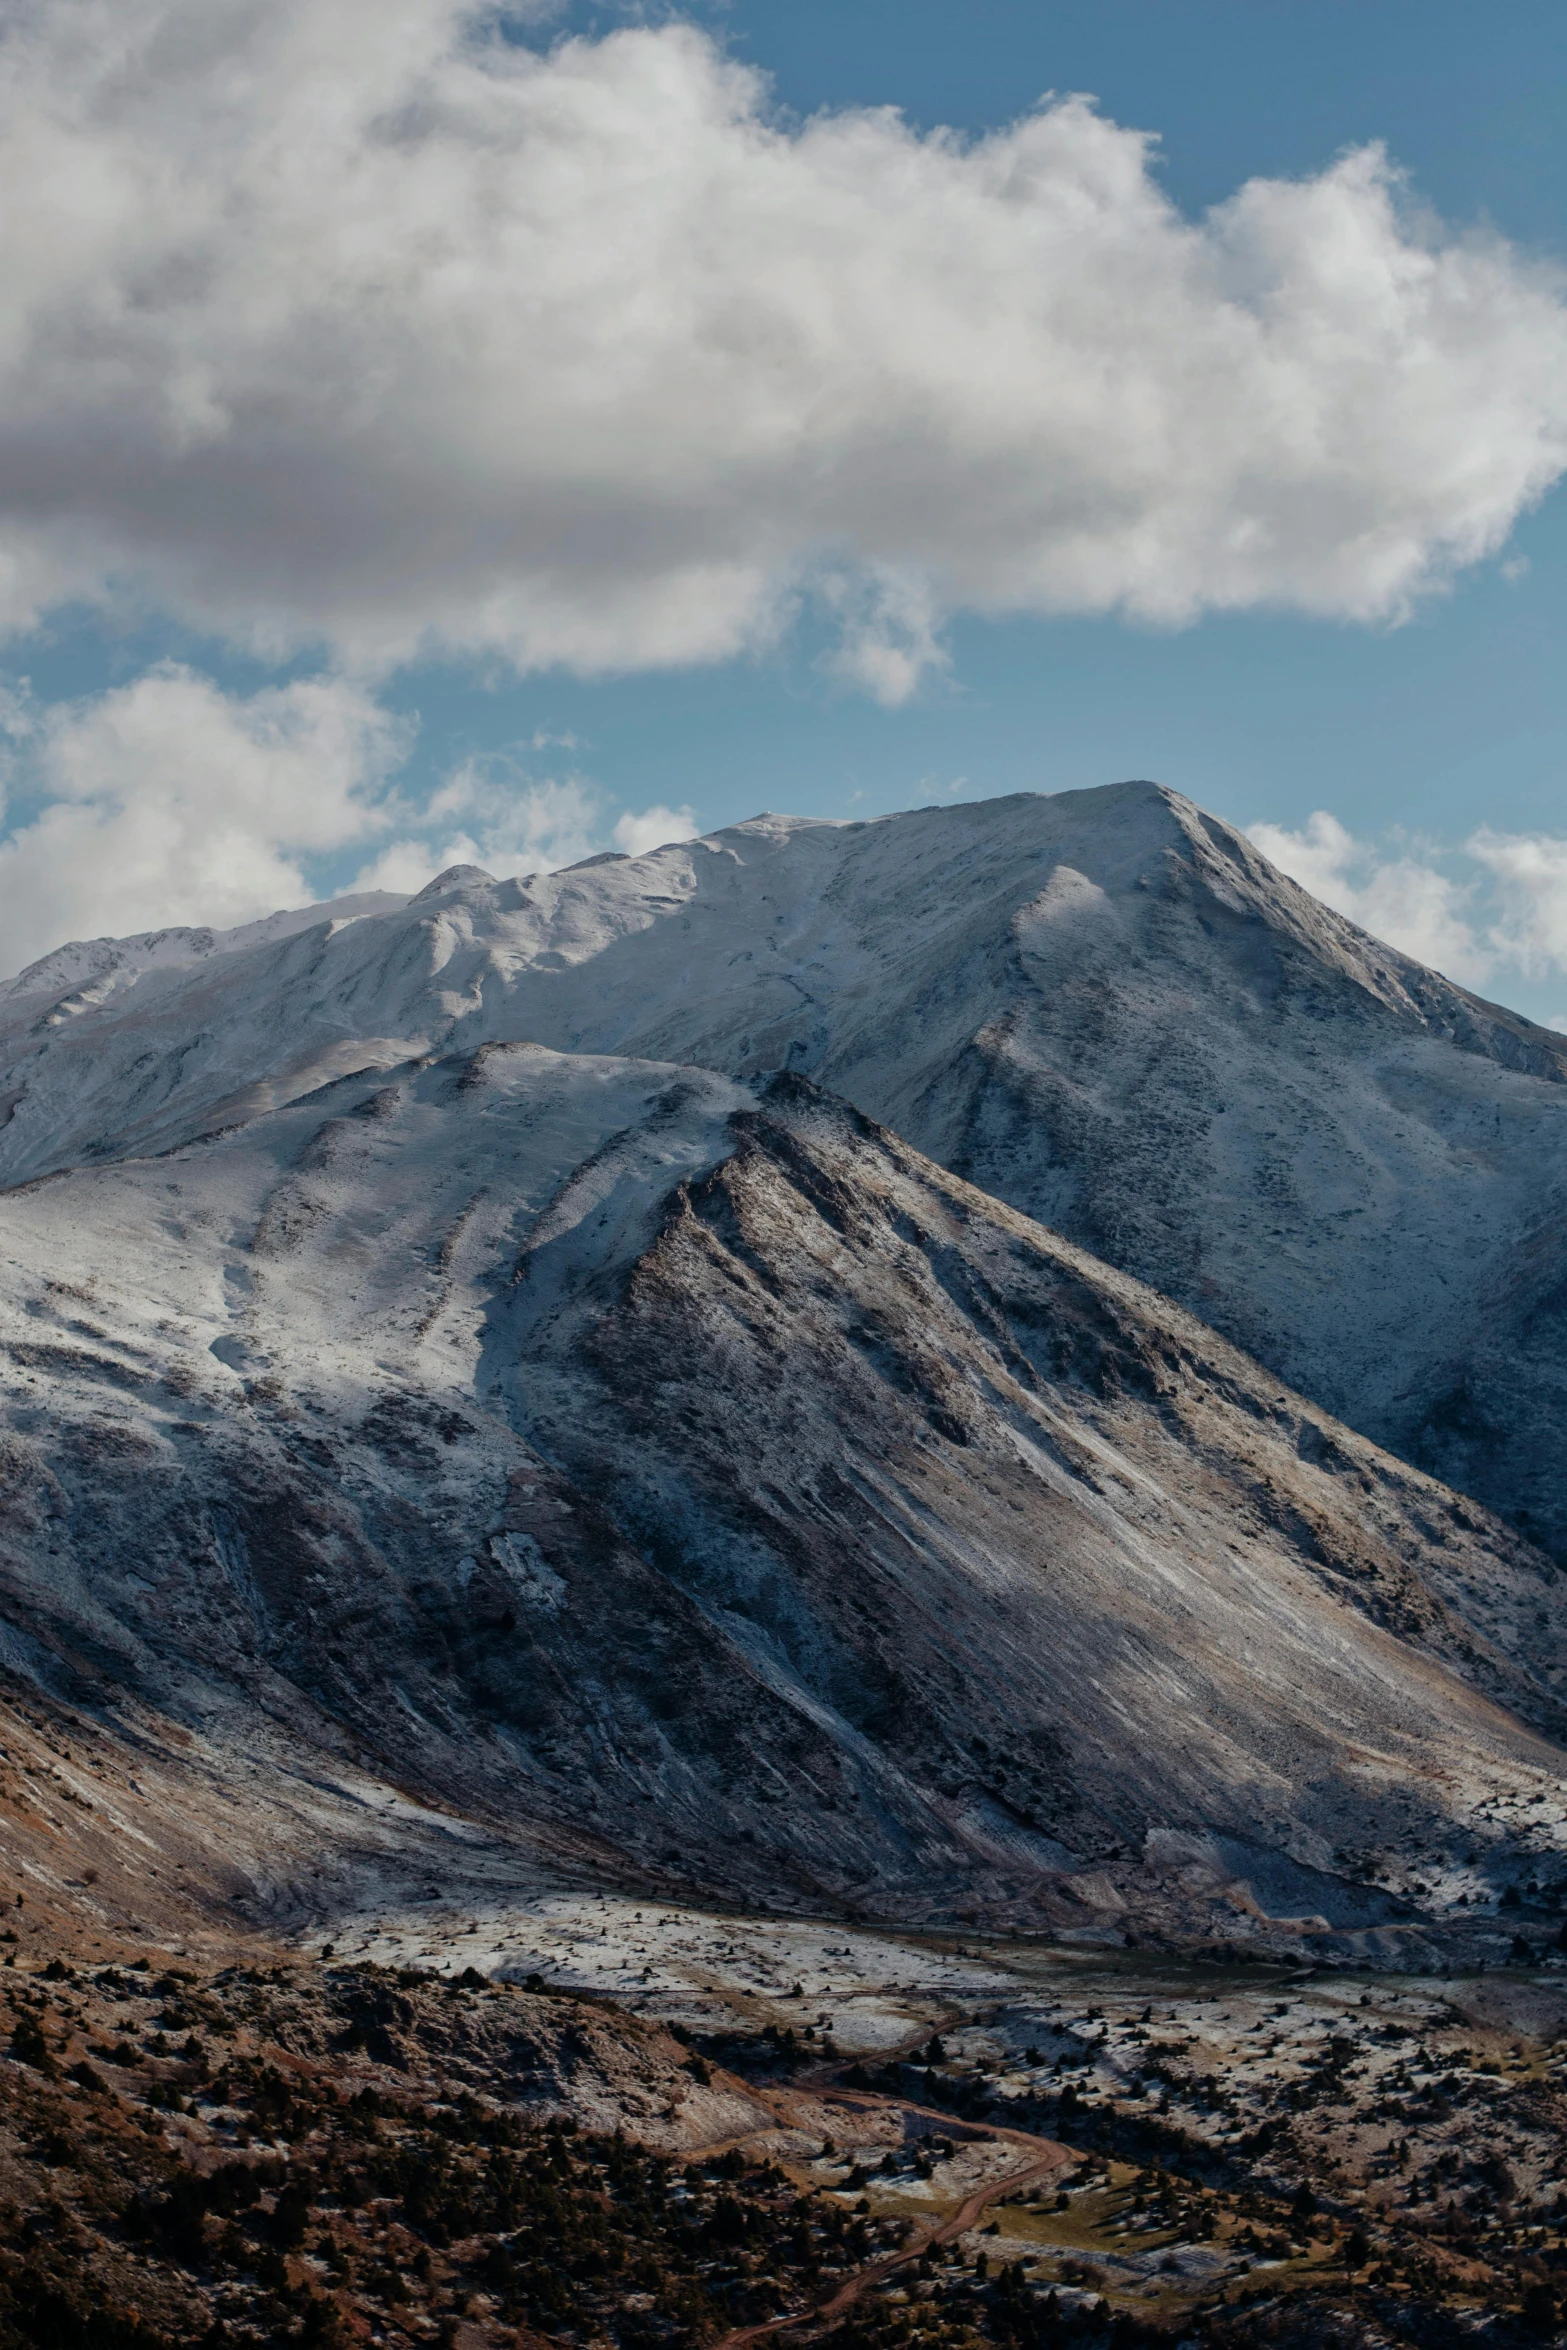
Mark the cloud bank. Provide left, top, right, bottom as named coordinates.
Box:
left=1249, top=812, right=1567, bottom=1019
left=0, top=668, right=692, bottom=970
left=0, top=1, right=1563, bottom=694
left=2, top=3, right=1565, bottom=973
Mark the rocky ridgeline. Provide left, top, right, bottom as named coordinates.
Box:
left=2, top=1061, right=1567, bottom=1947
left=4, top=783, right=1567, bottom=1559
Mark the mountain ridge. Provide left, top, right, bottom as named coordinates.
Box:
left=2, top=1039, right=1566, bottom=1958
left=4, top=781, right=1566, bottom=1560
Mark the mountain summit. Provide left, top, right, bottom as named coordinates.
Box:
left=5, top=781, right=1565, bottom=1556
left=3, top=782, right=1567, bottom=1959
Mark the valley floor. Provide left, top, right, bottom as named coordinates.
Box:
left=5, top=1883, right=1567, bottom=2349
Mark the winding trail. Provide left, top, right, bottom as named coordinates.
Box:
left=708, top=2021, right=1073, bottom=2348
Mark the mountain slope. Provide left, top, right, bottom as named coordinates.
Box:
left=3, top=783, right=1564, bottom=1559
left=2, top=1045, right=1565, bottom=1956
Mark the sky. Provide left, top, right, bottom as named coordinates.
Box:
left=1, top=0, right=1566, bottom=1015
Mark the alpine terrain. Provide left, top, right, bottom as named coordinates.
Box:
left=1, top=782, right=1566, bottom=1970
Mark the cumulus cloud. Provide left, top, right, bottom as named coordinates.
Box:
left=819, top=569, right=951, bottom=707
left=0, top=4, right=1560, bottom=695
left=612, top=803, right=699, bottom=857
left=347, top=758, right=694, bottom=894
left=1248, top=810, right=1567, bottom=1008
left=1247, top=811, right=1490, bottom=985
left=352, top=768, right=698, bottom=891
left=348, top=765, right=602, bottom=896
left=0, top=667, right=691, bottom=968
left=0, top=667, right=408, bottom=967
left=1466, top=830, right=1567, bottom=977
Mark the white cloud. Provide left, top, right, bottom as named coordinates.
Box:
left=0, top=666, right=694, bottom=967
left=819, top=568, right=951, bottom=707
left=349, top=762, right=619, bottom=894
left=1248, top=811, right=1567, bottom=1003
left=612, top=803, right=699, bottom=857
left=0, top=5, right=1559, bottom=692
left=1247, top=811, right=1490, bottom=984
left=0, top=666, right=408, bottom=966
left=1466, top=829, right=1567, bottom=977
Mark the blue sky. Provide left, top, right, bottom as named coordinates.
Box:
left=1, top=0, right=1565, bottom=1013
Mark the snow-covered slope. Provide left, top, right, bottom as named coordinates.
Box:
left=3, top=783, right=1565, bottom=1559
left=2, top=1046, right=1565, bottom=1956
left=0, top=887, right=408, bottom=1019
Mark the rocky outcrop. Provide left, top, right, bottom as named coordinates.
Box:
left=2, top=1044, right=1565, bottom=1955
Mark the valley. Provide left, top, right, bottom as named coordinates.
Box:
left=5, top=783, right=1567, bottom=2345
left=6, top=1884, right=1567, bottom=2349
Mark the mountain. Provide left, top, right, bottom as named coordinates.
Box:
left=2, top=1037, right=1566, bottom=1960
left=4, top=782, right=1566, bottom=1561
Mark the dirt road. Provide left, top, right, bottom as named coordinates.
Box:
left=711, top=2032, right=1072, bottom=2349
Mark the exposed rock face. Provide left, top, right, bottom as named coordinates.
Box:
left=2, top=1044, right=1565, bottom=1953
left=3, top=783, right=1565, bottom=1558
